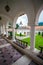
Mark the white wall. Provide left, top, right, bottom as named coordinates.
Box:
left=17, top=29, right=30, bottom=36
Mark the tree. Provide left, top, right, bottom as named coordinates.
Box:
left=15, top=24, right=19, bottom=29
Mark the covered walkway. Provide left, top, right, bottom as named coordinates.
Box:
left=0, top=0, right=43, bottom=65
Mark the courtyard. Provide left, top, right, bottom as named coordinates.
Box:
left=22, top=34, right=43, bottom=50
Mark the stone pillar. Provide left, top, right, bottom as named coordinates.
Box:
left=1, top=26, right=3, bottom=34
left=12, top=22, right=16, bottom=41
left=3, top=24, right=6, bottom=35
left=30, top=25, right=35, bottom=52
left=0, top=26, right=2, bottom=34
left=0, top=26, right=1, bottom=35
left=5, top=23, right=8, bottom=37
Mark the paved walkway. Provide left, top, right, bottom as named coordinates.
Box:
left=0, top=38, right=23, bottom=65
left=0, top=43, right=11, bottom=48
left=12, top=55, right=31, bottom=65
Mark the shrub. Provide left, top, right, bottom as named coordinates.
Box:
left=38, top=32, right=40, bottom=35
left=42, top=32, right=43, bottom=37
left=20, top=33, right=22, bottom=36
left=15, top=24, right=19, bottom=29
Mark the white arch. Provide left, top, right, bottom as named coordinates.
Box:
left=35, top=4, right=43, bottom=25
left=13, top=10, right=34, bottom=27
left=14, top=12, right=28, bottom=25
left=13, top=11, right=27, bottom=27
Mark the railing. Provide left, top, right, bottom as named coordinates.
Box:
left=15, top=38, right=28, bottom=48
left=39, top=46, right=43, bottom=53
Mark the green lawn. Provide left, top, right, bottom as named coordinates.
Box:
left=22, top=35, right=43, bottom=50
left=15, top=33, right=25, bottom=36
left=22, top=37, right=30, bottom=46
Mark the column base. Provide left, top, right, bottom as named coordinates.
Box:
left=13, top=39, right=16, bottom=42
left=30, top=47, right=34, bottom=52
left=6, top=35, right=8, bottom=37
left=4, top=32, right=6, bottom=35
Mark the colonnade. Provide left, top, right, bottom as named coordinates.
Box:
left=0, top=21, right=35, bottom=52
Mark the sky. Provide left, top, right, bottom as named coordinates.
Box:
left=38, top=10, right=43, bottom=22
left=16, top=14, right=28, bottom=26
left=16, top=11, right=43, bottom=26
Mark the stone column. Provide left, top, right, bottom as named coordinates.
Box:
left=0, top=26, right=1, bottom=35
left=30, top=25, right=35, bottom=52
left=0, top=26, right=2, bottom=34
left=1, top=26, right=3, bottom=34
left=3, top=24, right=6, bottom=35
left=5, top=23, right=8, bottom=37
left=12, top=22, right=16, bottom=41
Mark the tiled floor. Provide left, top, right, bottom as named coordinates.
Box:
left=12, top=55, right=31, bottom=65
left=0, top=37, right=23, bottom=65
left=0, top=45, right=22, bottom=65
left=0, top=39, right=8, bottom=45
left=0, top=43, right=10, bottom=48
left=0, top=36, right=32, bottom=65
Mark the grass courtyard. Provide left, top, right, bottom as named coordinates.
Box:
left=15, top=33, right=25, bottom=36
left=22, top=35, right=43, bottom=50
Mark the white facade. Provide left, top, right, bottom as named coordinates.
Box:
left=17, top=29, right=30, bottom=36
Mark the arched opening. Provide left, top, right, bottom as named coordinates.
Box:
left=16, top=14, right=28, bottom=35
left=35, top=10, right=43, bottom=50
left=14, top=14, right=31, bottom=48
